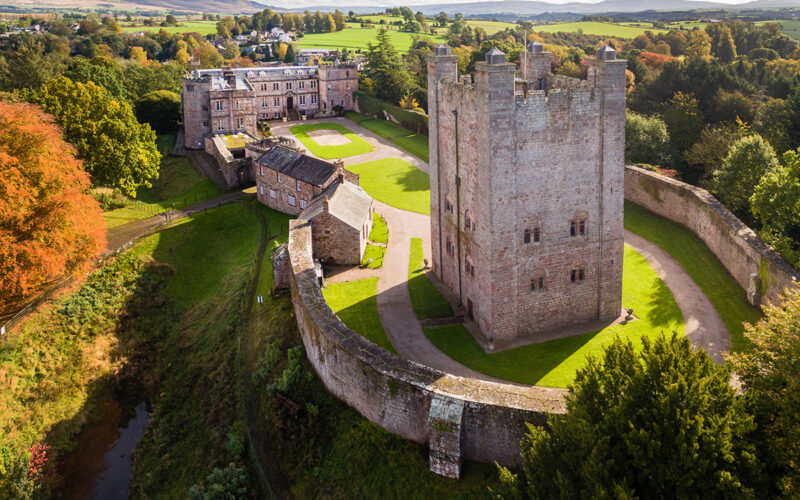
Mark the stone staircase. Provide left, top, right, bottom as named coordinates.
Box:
left=287, top=109, right=300, bottom=121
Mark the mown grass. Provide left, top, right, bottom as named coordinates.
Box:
left=290, top=122, right=373, bottom=159
left=392, top=134, right=429, bottom=162
left=322, top=277, right=395, bottom=354
left=347, top=158, right=430, bottom=215
left=344, top=111, right=372, bottom=123
left=120, top=20, right=218, bottom=35
left=103, top=134, right=220, bottom=228
left=345, top=114, right=430, bottom=163
left=368, top=213, right=388, bottom=244
left=295, top=26, right=445, bottom=53
left=624, top=201, right=762, bottom=351
left=360, top=119, right=411, bottom=140
left=424, top=245, right=685, bottom=388
left=361, top=244, right=386, bottom=268
left=408, top=238, right=453, bottom=320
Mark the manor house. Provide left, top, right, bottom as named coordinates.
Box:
left=428, top=42, right=627, bottom=345
left=181, top=63, right=358, bottom=149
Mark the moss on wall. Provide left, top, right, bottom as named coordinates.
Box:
left=759, top=258, right=771, bottom=297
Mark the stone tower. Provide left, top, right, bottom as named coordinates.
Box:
left=427, top=43, right=627, bottom=345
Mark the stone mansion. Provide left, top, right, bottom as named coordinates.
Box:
left=181, top=62, right=358, bottom=149
left=428, top=42, right=627, bottom=345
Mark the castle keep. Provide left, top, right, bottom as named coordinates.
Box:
left=182, top=63, right=358, bottom=149
left=427, top=43, right=627, bottom=345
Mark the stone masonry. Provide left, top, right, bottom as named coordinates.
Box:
left=428, top=43, right=627, bottom=344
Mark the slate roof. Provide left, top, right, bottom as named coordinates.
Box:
left=256, top=147, right=337, bottom=186
left=300, top=181, right=373, bottom=230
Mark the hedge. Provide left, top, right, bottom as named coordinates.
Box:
left=355, top=91, right=428, bottom=135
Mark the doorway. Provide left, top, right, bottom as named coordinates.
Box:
left=286, top=96, right=294, bottom=110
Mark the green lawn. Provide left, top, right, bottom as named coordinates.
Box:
left=360, top=119, right=412, bottom=140
left=296, top=26, right=445, bottom=53
left=345, top=111, right=373, bottom=123
left=346, top=158, right=431, bottom=215
left=361, top=244, right=386, bottom=268
left=624, top=201, right=762, bottom=351
left=408, top=238, right=453, bottom=320
left=322, top=277, right=396, bottom=354
left=290, top=123, right=373, bottom=159
left=103, top=134, right=220, bottom=228
left=369, top=213, right=389, bottom=244
left=424, top=245, right=685, bottom=388
left=392, top=134, right=429, bottom=163
left=345, top=115, right=430, bottom=163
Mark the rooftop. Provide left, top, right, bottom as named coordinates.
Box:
left=256, top=146, right=337, bottom=186
left=219, top=132, right=256, bottom=150
left=191, top=66, right=319, bottom=91
left=300, top=181, right=373, bottom=230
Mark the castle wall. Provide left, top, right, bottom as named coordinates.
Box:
left=624, top=165, right=799, bottom=306
left=310, top=210, right=368, bottom=266
left=286, top=219, right=566, bottom=475
left=182, top=79, right=212, bottom=149
left=318, top=65, right=357, bottom=115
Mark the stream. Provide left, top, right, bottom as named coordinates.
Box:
left=58, top=396, right=150, bottom=499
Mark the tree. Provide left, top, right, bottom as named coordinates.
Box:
left=193, top=41, right=224, bottom=68
left=625, top=112, right=673, bottom=167
left=435, top=12, right=448, bottom=27
left=684, top=30, right=711, bottom=59
left=174, top=40, right=190, bottom=66
left=755, top=98, right=792, bottom=155
left=276, top=42, right=288, bottom=61
left=135, top=90, right=181, bottom=134
left=751, top=149, right=800, bottom=266
left=730, top=285, right=800, bottom=496
left=189, top=462, right=248, bottom=499
left=711, top=90, right=754, bottom=124
left=63, top=56, right=129, bottom=101
left=662, top=92, right=705, bottom=153
left=364, top=28, right=412, bottom=104
left=31, top=77, right=161, bottom=196
left=0, top=39, right=62, bottom=91
left=222, top=41, right=239, bottom=60
left=713, top=134, right=778, bottom=215
left=129, top=46, right=148, bottom=64
left=0, top=101, right=105, bottom=310
left=284, top=44, right=296, bottom=63
left=632, top=33, right=651, bottom=50
left=685, top=123, right=746, bottom=187
left=716, top=25, right=738, bottom=63
left=496, top=334, right=761, bottom=499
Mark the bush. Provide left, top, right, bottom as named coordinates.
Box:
left=135, top=90, right=181, bottom=134
left=188, top=462, right=248, bottom=499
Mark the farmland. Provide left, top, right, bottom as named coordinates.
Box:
left=756, top=19, right=800, bottom=40
left=297, top=26, right=445, bottom=52
left=530, top=21, right=667, bottom=37
left=120, top=20, right=217, bottom=35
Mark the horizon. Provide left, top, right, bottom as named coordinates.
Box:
left=260, top=0, right=752, bottom=10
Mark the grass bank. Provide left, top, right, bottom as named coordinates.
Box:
left=347, top=158, right=431, bottom=215
left=409, top=238, right=453, bottom=320
left=102, top=134, right=220, bottom=228
left=290, top=122, right=373, bottom=159
left=322, top=277, right=395, bottom=354
left=623, top=201, right=761, bottom=351
left=346, top=112, right=430, bottom=162
left=424, top=245, right=685, bottom=387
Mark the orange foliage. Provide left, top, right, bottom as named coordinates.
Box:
left=0, top=101, right=106, bottom=310
left=637, top=51, right=680, bottom=71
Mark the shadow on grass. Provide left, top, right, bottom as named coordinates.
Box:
left=395, top=166, right=430, bottom=193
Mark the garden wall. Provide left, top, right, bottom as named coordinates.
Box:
left=354, top=92, right=429, bottom=135
left=286, top=220, right=566, bottom=477
left=624, top=165, right=799, bottom=306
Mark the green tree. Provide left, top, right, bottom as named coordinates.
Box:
left=63, top=56, right=129, bottom=101
left=755, top=98, right=792, bottom=155
left=625, top=112, right=673, bottom=167
left=713, top=134, right=778, bottom=215
left=31, top=77, right=160, bottom=196
left=135, top=90, right=181, bottom=134
left=716, top=25, right=738, bottom=63
left=730, top=285, right=800, bottom=496
left=0, top=39, right=62, bottom=91
left=0, top=446, right=37, bottom=499
left=364, top=28, right=412, bottom=104
left=496, top=334, right=761, bottom=499
left=751, top=148, right=800, bottom=266
left=684, top=123, right=746, bottom=188
left=662, top=92, right=705, bottom=153
left=222, top=41, right=239, bottom=60
left=188, top=462, right=248, bottom=499
left=284, top=43, right=296, bottom=63
left=711, top=90, right=754, bottom=124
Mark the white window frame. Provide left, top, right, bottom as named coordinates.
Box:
left=286, top=82, right=292, bottom=90
left=288, top=195, right=296, bottom=206
left=299, top=95, right=306, bottom=105
left=269, top=189, right=276, bottom=198
left=299, top=80, right=305, bottom=89
left=311, top=80, right=317, bottom=89
left=273, top=97, right=280, bottom=106
left=277, top=173, right=282, bottom=183
left=215, top=101, right=223, bottom=111
left=273, top=82, right=280, bottom=90
left=296, top=179, right=301, bottom=191
left=299, top=198, right=307, bottom=209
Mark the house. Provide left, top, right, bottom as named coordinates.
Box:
left=300, top=181, right=374, bottom=265
left=296, top=48, right=340, bottom=65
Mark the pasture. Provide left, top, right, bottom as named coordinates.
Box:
left=296, top=26, right=445, bottom=53
left=531, top=21, right=666, bottom=38
left=120, top=20, right=217, bottom=35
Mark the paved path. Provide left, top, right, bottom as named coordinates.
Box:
left=269, top=117, right=430, bottom=173
left=624, top=230, right=730, bottom=363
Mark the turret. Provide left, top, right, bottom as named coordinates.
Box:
left=520, top=40, right=551, bottom=89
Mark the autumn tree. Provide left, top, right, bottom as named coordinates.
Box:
left=730, top=285, right=800, bottom=497
left=685, top=30, right=712, bottom=60
left=715, top=25, right=738, bottom=63
left=0, top=101, right=105, bottom=311
left=496, top=334, right=762, bottom=499
left=31, top=77, right=161, bottom=196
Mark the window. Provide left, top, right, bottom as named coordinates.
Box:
left=236, top=100, right=242, bottom=110
left=444, top=197, right=453, bottom=213
left=259, top=186, right=264, bottom=194
left=215, top=119, right=225, bottom=131
left=299, top=80, right=305, bottom=89
left=236, top=117, right=245, bottom=129
left=311, top=80, right=317, bottom=89
left=570, top=221, right=576, bottom=236
left=286, top=82, right=292, bottom=90
left=261, top=98, right=267, bottom=108
left=259, top=165, right=263, bottom=176
left=288, top=195, right=296, bottom=206
left=533, top=227, right=541, bottom=242
left=202, top=121, right=209, bottom=127
left=464, top=258, right=474, bottom=277
left=446, top=238, right=454, bottom=256
left=187, top=84, right=195, bottom=92
left=524, top=229, right=531, bottom=244
left=579, top=220, right=586, bottom=236
left=465, top=217, right=471, bottom=230
left=273, top=82, right=280, bottom=90
left=215, top=101, right=223, bottom=111
left=296, top=179, right=301, bottom=191
left=274, top=112, right=280, bottom=119
left=277, top=173, right=282, bottom=183
left=327, top=84, right=331, bottom=91
left=311, top=94, right=317, bottom=104
left=299, top=95, right=306, bottom=105
left=530, top=277, right=544, bottom=291
left=299, top=198, right=307, bottom=209
left=261, top=83, right=267, bottom=91
left=273, top=97, right=280, bottom=106
left=202, top=105, right=208, bottom=112
left=269, top=189, right=276, bottom=198
left=346, top=83, right=351, bottom=91
left=571, top=268, right=585, bottom=283
left=346, top=71, right=350, bottom=77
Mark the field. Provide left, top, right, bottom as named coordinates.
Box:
left=465, top=19, right=517, bottom=35
left=531, top=21, right=666, bottom=38
left=424, top=245, right=685, bottom=388
left=296, top=26, right=445, bottom=53
left=756, top=20, right=800, bottom=40
left=346, top=158, right=431, bottom=215
left=120, top=20, right=218, bottom=35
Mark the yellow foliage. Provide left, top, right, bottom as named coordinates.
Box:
left=277, top=42, right=288, bottom=61
left=130, top=46, right=147, bottom=64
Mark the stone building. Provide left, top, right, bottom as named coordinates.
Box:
left=252, top=144, right=359, bottom=216
left=300, top=181, right=374, bottom=265
left=427, top=42, right=627, bottom=345
left=182, top=63, right=358, bottom=149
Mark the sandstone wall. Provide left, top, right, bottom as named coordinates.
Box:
left=287, top=220, right=566, bottom=475
left=624, top=165, right=799, bottom=305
